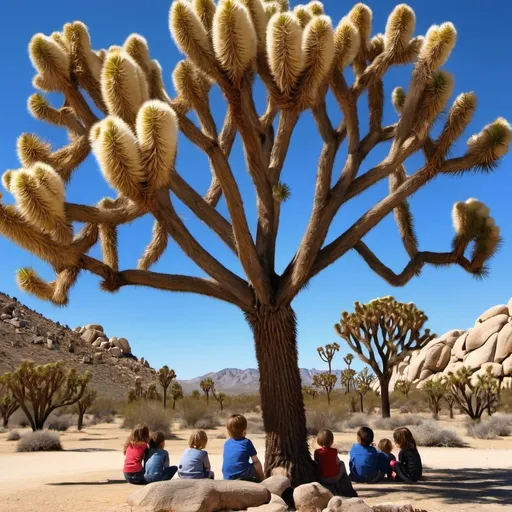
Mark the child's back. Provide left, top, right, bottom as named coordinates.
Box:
left=397, top=448, right=422, bottom=482
left=349, top=427, right=387, bottom=483
left=144, top=447, right=170, bottom=481
left=179, top=448, right=211, bottom=479
left=222, top=436, right=257, bottom=479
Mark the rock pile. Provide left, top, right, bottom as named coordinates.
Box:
left=391, top=298, right=512, bottom=389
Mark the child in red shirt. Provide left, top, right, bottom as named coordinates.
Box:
left=123, top=424, right=150, bottom=485
left=314, top=429, right=357, bottom=497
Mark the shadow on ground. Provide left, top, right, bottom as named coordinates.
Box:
left=48, top=480, right=126, bottom=486
left=358, top=468, right=512, bottom=506
left=65, top=448, right=117, bottom=453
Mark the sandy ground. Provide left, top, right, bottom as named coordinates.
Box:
left=0, top=419, right=511, bottom=512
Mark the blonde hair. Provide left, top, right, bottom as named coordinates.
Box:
left=378, top=438, right=393, bottom=453
left=227, top=414, right=247, bottom=438
left=317, top=428, right=334, bottom=448
left=189, top=430, right=208, bottom=449
left=123, top=423, right=149, bottom=454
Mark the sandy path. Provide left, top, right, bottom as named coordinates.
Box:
left=1, top=422, right=511, bottom=512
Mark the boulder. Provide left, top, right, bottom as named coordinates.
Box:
left=93, top=352, right=103, bottom=363
left=423, top=343, right=451, bottom=373
left=464, top=333, right=498, bottom=370
left=117, top=337, right=132, bottom=354
left=443, top=361, right=464, bottom=375
left=86, top=324, right=104, bottom=332
left=419, top=368, right=433, bottom=381
left=293, top=483, right=332, bottom=511
left=471, top=363, right=503, bottom=385
left=269, top=494, right=287, bottom=505
left=47, top=339, right=53, bottom=349
left=247, top=504, right=287, bottom=512
left=508, top=297, right=512, bottom=316
left=425, top=329, right=463, bottom=350
left=465, top=315, right=508, bottom=352
left=79, top=326, right=87, bottom=335
left=0, top=304, right=15, bottom=315
left=100, top=341, right=111, bottom=350
left=126, top=479, right=270, bottom=512
left=5, top=319, right=21, bottom=328
left=502, top=355, right=512, bottom=376
left=323, top=497, right=373, bottom=512
left=0, top=314, right=12, bottom=320
left=502, top=376, right=512, bottom=389
left=372, top=505, right=415, bottom=512
left=81, top=328, right=103, bottom=344
left=110, top=346, right=122, bottom=358
left=74, top=326, right=81, bottom=333
left=452, top=332, right=469, bottom=360
left=92, top=338, right=103, bottom=348
left=495, top=322, right=512, bottom=363
left=261, top=476, right=291, bottom=497
left=476, top=304, right=509, bottom=324
left=407, top=352, right=427, bottom=381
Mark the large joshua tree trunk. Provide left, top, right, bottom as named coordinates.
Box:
left=247, top=306, right=317, bottom=485
left=379, top=374, right=391, bottom=419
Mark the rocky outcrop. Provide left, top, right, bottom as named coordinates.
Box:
left=391, top=299, right=512, bottom=388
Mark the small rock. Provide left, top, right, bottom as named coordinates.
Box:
left=294, top=483, right=333, bottom=511
left=32, top=336, right=44, bottom=345
left=47, top=339, right=53, bottom=349
left=74, top=326, right=82, bottom=333
left=18, top=320, right=29, bottom=328
left=0, top=314, right=12, bottom=320
left=12, top=308, right=22, bottom=318
left=100, top=341, right=111, bottom=350
left=110, top=346, right=122, bottom=358
left=326, top=498, right=372, bottom=512
left=261, top=476, right=291, bottom=497
left=93, top=352, right=103, bottom=363
left=80, top=355, right=93, bottom=364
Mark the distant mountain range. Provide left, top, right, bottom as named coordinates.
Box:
left=179, top=368, right=343, bottom=394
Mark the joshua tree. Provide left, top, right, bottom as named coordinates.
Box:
left=444, top=389, right=456, bottom=419
left=157, top=366, right=177, bottom=409
left=0, top=1, right=509, bottom=483
left=340, top=368, right=356, bottom=394
left=191, top=390, right=201, bottom=400
left=128, top=376, right=144, bottom=402
left=336, top=297, right=435, bottom=418
left=210, top=382, right=227, bottom=411
left=3, top=361, right=90, bottom=430
left=75, top=389, right=97, bottom=430
left=424, top=378, right=447, bottom=420
left=394, top=379, right=412, bottom=399
left=355, top=367, right=374, bottom=413
left=448, top=366, right=499, bottom=421
left=145, top=383, right=162, bottom=402
left=317, top=343, right=340, bottom=374
left=302, top=385, right=318, bottom=400
left=343, top=354, right=354, bottom=370
left=313, top=373, right=337, bottom=405
left=200, top=378, right=214, bottom=405
left=171, top=382, right=184, bottom=409
left=0, top=377, right=19, bottom=428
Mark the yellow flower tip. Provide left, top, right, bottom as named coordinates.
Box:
left=348, top=3, right=373, bottom=43
left=385, top=3, right=415, bottom=54
left=420, top=22, right=457, bottom=71
left=307, top=1, right=324, bottom=16
left=29, top=33, right=70, bottom=84
left=212, top=0, right=257, bottom=81
left=293, top=5, right=312, bottom=28
left=334, top=17, right=360, bottom=70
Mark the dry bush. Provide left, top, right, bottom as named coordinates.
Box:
left=177, top=400, right=220, bottom=430
left=46, top=413, right=75, bottom=431
left=372, top=414, right=424, bottom=430
left=225, top=394, right=261, bottom=414
left=245, top=412, right=264, bottom=434
left=391, top=388, right=428, bottom=413
left=344, top=413, right=371, bottom=430
left=412, top=420, right=464, bottom=447
left=90, top=398, right=121, bottom=423
left=7, top=430, right=21, bottom=441
left=467, top=413, right=512, bottom=439
left=17, top=431, right=62, bottom=452
left=306, top=409, right=346, bottom=436
left=122, top=401, right=172, bottom=437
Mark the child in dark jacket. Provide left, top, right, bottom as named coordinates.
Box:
left=377, top=438, right=396, bottom=478
left=391, top=428, right=422, bottom=483
left=144, top=431, right=178, bottom=483
left=349, top=427, right=387, bottom=483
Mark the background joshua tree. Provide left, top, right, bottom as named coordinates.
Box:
left=448, top=366, right=499, bottom=421
left=157, top=366, right=177, bottom=409
left=444, top=390, right=456, bottom=419
left=75, top=389, right=97, bottom=431
left=394, top=379, right=412, bottom=399
left=171, top=381, right=184, bottom=410
left=145, top=383, right=162, bottom=402
left=424, top=378, right=447, bottom=420
left=340, top=368, right=356, bottom=394
left=336, top=297, right=434, bottom=418
left=355, top=367, right=374, bottom=413
left=317, top=343, right=340, bottom=374
left=3, top=361, right=90, bottom=431
left=313, top=373, right=337, bottom=405
left=191, top=390, right=201, bottom=400
left=0, top=0, right=509, bottom=483
left=200, top=378, right=214, bottom=405
left=128, top=376, right=145, bottom=402
left=343, top=354, right=354, bottom=371
left=302, top=385, right=318, bottom=400
left=0, top=377, right=19, bottom=428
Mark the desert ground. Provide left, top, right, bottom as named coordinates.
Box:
left=0, top=419, right=511, bottom=512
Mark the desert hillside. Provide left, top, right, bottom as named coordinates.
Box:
left=0, top=292, right=156, bottom=399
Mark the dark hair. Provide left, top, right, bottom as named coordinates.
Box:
left=123, top=424, right=149, bottom=454
left=393, top=427, right=417, bottom=450
left=357, top=427, right=374, bottom=446
left=227, top=414, right=247, bottom=438
left=149, top=431, right=166, bottom=449
left=317, top=429, right=334, bottom=448
left=378, top=438, right=393, bottom=453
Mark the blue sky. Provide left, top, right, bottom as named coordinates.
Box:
left=1, top=0, right=511, bottom=379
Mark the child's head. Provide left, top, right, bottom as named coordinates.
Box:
left=357, top=427, right=374, bottom=447
left=393, top=427, right=417, bottom=450
left=124, top=423, right=150, bottom=453
left=189, top=430, right=208, bottom=450
left=227, top=414, right=247, bottom=439
left=149, top=431, right=166, bottom=450
left=378, top=438, right=393, bottom=453
left=316, top=429, right=334, bottom=449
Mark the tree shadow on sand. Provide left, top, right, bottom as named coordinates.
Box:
left=48, top=480, right=126, bottom=486
left=357, top=468, right=512, bottom=506
left=64, top=448, right=117, bottom=453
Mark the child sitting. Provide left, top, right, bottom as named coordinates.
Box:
left=314, top=429, right=358, bottom=498
left=391, top=427, right=422, bottom=483
left=179, top=430, right=214, bottom=479
left=349, top=427, right=387, bottom=483
left=222, top=414, right=264, bottom=482
left=144, top=431, right=178, bottom=483
left=123, top=424, right=150, bottom=485
left=377, top=439, right=396, bottom=478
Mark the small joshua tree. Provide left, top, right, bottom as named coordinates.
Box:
left=75, top=389, right=97, bottom=430
left=448, top=366, right=499, bottom=421
left=3, top=361, right=90, bottom=431
left=355, top=367, right=375, bottom=413
left=157, top=366, right=177, bottom=409
left=128, top=376, right=145, bottom=402
left=444, top=389, right=456, bottom=419
left=200, top=378, right=214, bottom=406
left=344, top=354, right=354, bottom=370
left=341, top=368, right=356, bottom=394
left=336, top=297, right=434, bottom=418
left=317, top=343, right=340, bottom=374
left=424, top=378, right=447, bottom=420
left=144, top=383, right=162, bottom=402
left=171, top=382, right=184, bottom=409
left=313, top=373, right=337, bottom=405
left=303, top=385, right=318, bottom=400
left=1, top=0, right=510, bottom=483
left=394, top=379, right=412, bottom=399
left=191, top=390, right=201, bottom=400
left=0, top=376, right=19, bottom=428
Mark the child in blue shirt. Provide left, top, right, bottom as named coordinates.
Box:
left=377, top=438, right=396, bottom=479
left=349, top=427, right=387, bottom=483
left=179, top=430, right=214, bottom=479
left=222, top=414, right=264, bottom=481
left=144, top=431, right=178, bottom=483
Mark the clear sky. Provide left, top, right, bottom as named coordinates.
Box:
left=1, top=1, right=511, bottom=379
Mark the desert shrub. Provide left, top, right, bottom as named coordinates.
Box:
left=344, top=413, right=371, bottom=430
left=245, top=412, right=265, bottom=434
left=306, top=409, right=345, bottom=436
left=467, top=413, right=512, bottom=439
left=372, top=414, right=423, bottom=430
left=122, top=401, right=172, bottom=437
left=90, top=398, right=121, bottom=423
left=399, top=403, right=413, bottom=414
left=7, top=430, right=21, bottom=441
left=17, top=431, right=62, bottom=452
left=412, top=421, right=464, bottom=447
left=225, top=394, right=261, bottom=414
left=0, top=427, right=7, bottom=434
left=489, top=413, right=512, bottom=436
left=46, top=414, right=74, bottom=431
left=178, top=400, right=221, bottom=430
